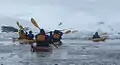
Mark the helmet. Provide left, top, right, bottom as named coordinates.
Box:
left=20, top=30, right=24, bottom=33
left=29, top=31, right=32, bottom=34
left=54, top=30, right=59, bottom=34
left=40, top=29, right=45, bottom=35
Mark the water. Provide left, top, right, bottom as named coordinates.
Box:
left=0, top=39, right=120, bottom=65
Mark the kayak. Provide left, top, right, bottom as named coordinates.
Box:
left=13, top=38, right=36, bottom=44
left=92, top=38, right=106, bottom=42
left=31, top=45, right=52, bottom=52
left=19, top=39, right=36, bottom=44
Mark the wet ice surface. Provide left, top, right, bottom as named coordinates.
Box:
left=0, top=39, right=120, bottom=65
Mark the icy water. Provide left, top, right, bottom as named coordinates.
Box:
left=0, top=39, right=120, bottom=65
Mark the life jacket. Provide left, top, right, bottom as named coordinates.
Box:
left=92, top=35, right=100, bottom=39
left=18, top=31, right=27, bottom=39
left=53, top=34, right=60, bottom=39
left=28, top=34, right=34, bottom=40
left=37, top=35, right=46, bottom=41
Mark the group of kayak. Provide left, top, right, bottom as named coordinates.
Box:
left=17, top=28, right=63, bottom=52
left=15, top=16, right=106, bottom=52
left=14, top=18, right=70, bottom=52
left=16, top=29, right=106, bottom=52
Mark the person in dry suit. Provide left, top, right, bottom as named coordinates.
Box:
left=51, top=30, right=63, bottom=45
left=52, top=30, right=63, bottom=41
left=35, top=29, right=50, bottom=47
left=18, top=30, right=27, bottom=39
left=92, top=32, right=100, bottom=39
left=27, top=31, right=34, bottom=40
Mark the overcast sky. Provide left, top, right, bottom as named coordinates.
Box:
left=0, top=0, right=120, bottom=31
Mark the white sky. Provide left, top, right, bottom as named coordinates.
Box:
left=0, top=0, right=120, bottom=31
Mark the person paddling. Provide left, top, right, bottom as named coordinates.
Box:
left=92, top=32, right=100, bottom=39
left=35, top=29, right=50, bottom=47
left=51, top=30, right=63, bottom=47
left=18, top=30, right=27, bottom=39
left=52, top=30, right=63, bottom=42
left=27, top=31, right=34, bottom=40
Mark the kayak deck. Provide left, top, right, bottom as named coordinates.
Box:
left=31, top=45, right=52, bottom=52
left=92, top=38, right=106, bottom=42
left=13, top=38, right=36, bottom=44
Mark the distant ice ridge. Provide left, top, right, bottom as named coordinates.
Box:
left=63, top=31, right=120, bottom=39
left=0, top=23, right=120, bottom=40
left=63, top=31, right=93, bottom=39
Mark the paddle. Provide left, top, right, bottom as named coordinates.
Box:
left=16, top=21, right=21, bottom=29
left=16, top=21, right=27, bottom=33
left=63, top=30, right=71, bottom=34
left=46, top=29, right=71, bottom=34
left=17, top=21, right=20, bottom=27
left=30, top=18, right=75, bottom=34
left=31, top=18, right=41, bottom=30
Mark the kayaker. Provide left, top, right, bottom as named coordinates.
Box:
left=52, top=30, right=63, bottom=43
left=92, top=32, right=100, bottom=39
left=18, top=30, right=27, bottom=39
left=27, top=31, right=34, bottom=40
left=35, top=29, right=50, bottom=47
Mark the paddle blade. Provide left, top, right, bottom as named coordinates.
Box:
left=64, top=30, right=71, bottom=34
left=19, top=25, right=24, bottom=30
left=71, top=30, right=78, bottom=33
left=16, top=21, right=20, bottom=26
left=31, top=18, right=39, bottom=28
left=16, top=21, right=24, bottom=30
left=16, top=21, right=21, bottom=29
left=58, top=22, right=62, bottom=26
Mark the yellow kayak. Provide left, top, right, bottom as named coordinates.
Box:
left=92, top=38, right=106, bottom=42
left=13, top=38, right=36, bottom=44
